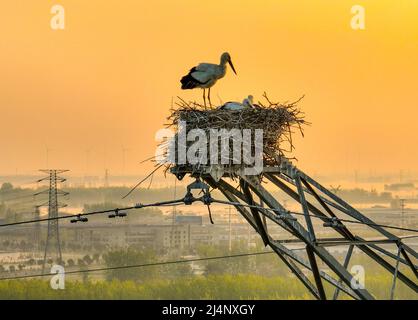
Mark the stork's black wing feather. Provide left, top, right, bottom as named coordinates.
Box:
left=180, top=67, right=204, bottom=89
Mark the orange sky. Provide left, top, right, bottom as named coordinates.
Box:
left=0, top=0, right=417, bottom=177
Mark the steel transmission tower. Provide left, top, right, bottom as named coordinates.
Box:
left=36, top=169, right=69, bottom=271
left=32, top=206, right=42, bottom=255
left=171, top=157, right=418, bottom=300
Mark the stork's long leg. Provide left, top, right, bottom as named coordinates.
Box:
left=202, top=89, right=207, bottom=109
left=208, top=87, right=212, bottom=107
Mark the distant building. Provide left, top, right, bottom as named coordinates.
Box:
left=68, top=223, right=191, bottom=249
left=6, top=218, right=265, bottom=252
left=175, top=215, right=202, bottom=225
left=384, top=183, right=414, bottom=191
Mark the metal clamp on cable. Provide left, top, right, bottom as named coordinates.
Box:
left=108, top=209, right=127, bottom=218
left=276, top=210, right=297, bottom=221
left=184, top=178, right=210, bottom=205
left=184, top=178, right=214, bottom=223
left=183, top=191, right=195, bottom=205
left=202, top=192, right=213, bottom=205
left=70, top=214, right=88, bottom=223
left=323, top=216, right=344, bottom=228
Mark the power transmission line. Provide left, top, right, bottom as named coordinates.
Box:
left=0, top=194, right=39, bottom=202
left=0, top=251, right=278, bottom=281
left=210, top=199, right=418, bottom=233
left=0, top=196, right=417, bottom=234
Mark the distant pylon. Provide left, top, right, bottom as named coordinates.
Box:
left=33, top=206, right=42, bottom=255
left=400, top=199, right=406, bottom=235
left=36, top=169, right=69, bottom=272
left=104, top=169, right=109, bottom=188
left=170, top=177, right=178, bottom=248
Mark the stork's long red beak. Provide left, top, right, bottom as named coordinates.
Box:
left=228, top=59, right=237, bottom=75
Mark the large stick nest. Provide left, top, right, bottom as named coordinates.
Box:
left=123, top=94, right=307, bottom=198
left=165, top=93, right=308, bottom=172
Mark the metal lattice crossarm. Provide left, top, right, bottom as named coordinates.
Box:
left=170, top=159, right=418, bottom=300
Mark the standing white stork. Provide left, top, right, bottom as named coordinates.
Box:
left=180, top=52, right=237, bottom=107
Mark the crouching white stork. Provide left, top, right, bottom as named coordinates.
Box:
left=220, top=95, right=255, bottom=111
left=180, top=52, right=237, bottom=107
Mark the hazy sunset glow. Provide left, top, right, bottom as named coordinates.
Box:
left=1, top=0, right=417, bottom=178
